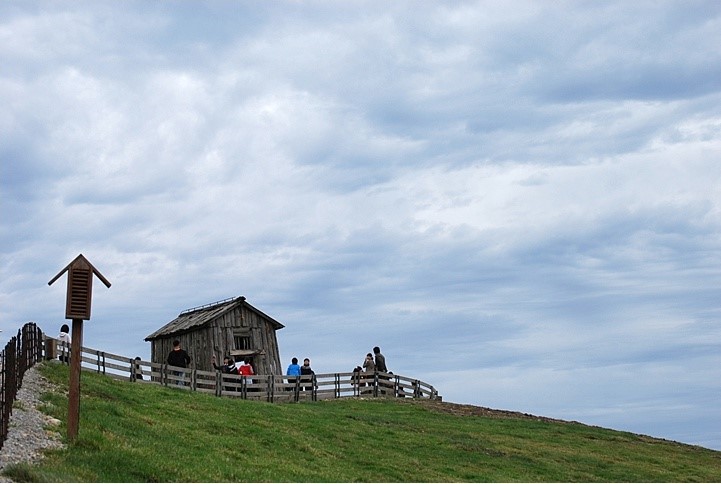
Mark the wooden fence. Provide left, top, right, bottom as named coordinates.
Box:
left=45, top=338, right=440, bottom=403
left=1, top=324, right=439, bottom=452
left=0, top=322, right=45, bottom=451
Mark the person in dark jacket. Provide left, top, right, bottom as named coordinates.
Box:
left=373, top=346, right=389, bottom=394
left=212, top=355, right=237, bottom=374
left=300, top=358, right=315, bottom=391
left=212, top=354, right=238, bottom=392
left=167, top=340, right=191, bottom=386
left=373, top=346, right=387, bottom=373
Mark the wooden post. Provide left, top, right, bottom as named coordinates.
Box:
left=312, top=374, right=317, bottom=402
left=48, top=254, right=111, bottom=443
left=67, top=318, right=83, bottom=441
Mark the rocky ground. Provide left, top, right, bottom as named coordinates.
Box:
left=0, top=366, right=65, bottom=481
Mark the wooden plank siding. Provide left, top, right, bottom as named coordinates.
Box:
left=144, top=296, right=283, bottom=377
left=45, top=338, right=441, bottom=404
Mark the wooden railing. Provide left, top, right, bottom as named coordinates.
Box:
left=45, top=338, right=440, bottom=403
left=1, top=322, right=45, bottom=450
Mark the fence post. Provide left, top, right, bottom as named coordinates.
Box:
left=15, top=329, right=23, bottom=390
left=1, top=346, right=7, bottom=448
left=373, top=372, right=379, bottom=397
left=35, top=325, right=41, bottom=363
left=312, top=374, right=317, bottom=402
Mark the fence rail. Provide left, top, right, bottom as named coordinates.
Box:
left=0, top=322, right=44, bottom=451
left=45, top=338, right=440, bottom=403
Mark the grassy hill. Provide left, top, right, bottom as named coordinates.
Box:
left=4, top=362, right=721, bottom=482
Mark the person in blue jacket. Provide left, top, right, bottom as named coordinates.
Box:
left=287, top=357, right=301, bottom=389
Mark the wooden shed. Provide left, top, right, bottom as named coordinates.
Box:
left=144, top=296, right=284, bottom=375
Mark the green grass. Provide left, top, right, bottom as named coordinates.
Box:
left=4, top=361, right=721, bottom=482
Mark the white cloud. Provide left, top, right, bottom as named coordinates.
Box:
left=1, top=0, right=721, bottom=451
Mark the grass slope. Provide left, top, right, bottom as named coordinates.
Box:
left=4, top=362, right=720, bottom=482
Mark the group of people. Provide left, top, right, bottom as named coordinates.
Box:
left=166, top=340, right=389, bottom=391
left=352, top=346, right=388, bottom=376
left=352, top=346, right=390, bottom=392
left=286, top=357, right=315, bottom=391
left=361, top=346, right=387, bottom=374
left=59, top=327, right=390, bottom=393
left=286, top=346, right=387, bottom=382
left=211, top=354, right=255, bottom=376
left=167, top=340, right=257, bottom=387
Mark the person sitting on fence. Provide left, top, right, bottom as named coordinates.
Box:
left=351, top=365, right=364, bottom=389
left=287, top=357, right=301, bottom=389
left=300, top=358, right=315, bottom=391
left=58, top=324, right=71, bottom=363
left=167, top=340, right=191, bottom=387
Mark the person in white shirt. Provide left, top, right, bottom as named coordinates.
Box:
left=58, top=323, right=71, bottom=363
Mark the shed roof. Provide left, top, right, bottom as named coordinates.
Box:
left=144, top=295, right=285, bottom=341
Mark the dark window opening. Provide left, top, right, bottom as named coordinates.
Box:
left=234, top=335, right=251, bottom=350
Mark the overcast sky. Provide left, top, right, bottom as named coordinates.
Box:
left=2, top=1, right=720, bottom=451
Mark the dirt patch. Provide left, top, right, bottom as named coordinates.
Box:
left=400, top=398, right=579, bottom=425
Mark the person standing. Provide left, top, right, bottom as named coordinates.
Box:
left=58, top=324, right=71, bottom=364
left=373, top=346, right=387, bottom=373
left=373, top=346, right=389, bottom=395
left=167, top=340, right=191, bottom=386
left=238, top=358, right=254, bottom=376
left=360, top=353, right=376, bottom=394
left=363, top=352, right=375, bottom=373
left=300, top=358, right=315, bottom=392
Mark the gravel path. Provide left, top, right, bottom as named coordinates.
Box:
left=0, top=365, right=65, bottom=481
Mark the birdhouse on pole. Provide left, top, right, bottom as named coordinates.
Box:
left=48, top=254, right=111, bottom=320
left=48, top=254, right=111, bottom=442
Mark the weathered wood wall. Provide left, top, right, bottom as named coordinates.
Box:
left=149, top=304, right=282, bottom=375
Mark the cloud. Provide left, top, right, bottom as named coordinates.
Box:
left=1, top=0, right=720, bottom=450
